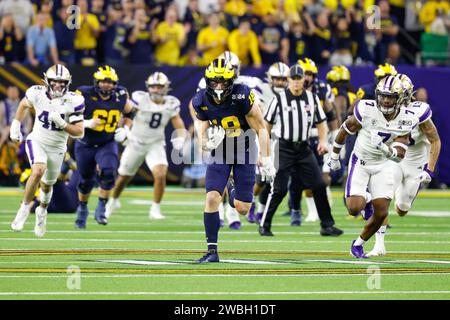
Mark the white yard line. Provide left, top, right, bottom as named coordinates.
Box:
left=0, top=290, right=449, bottom=296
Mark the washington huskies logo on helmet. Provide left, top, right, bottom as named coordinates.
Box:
left=267, top=62, right=289, bottom=92
left=146, top=72, right=171, bottom=102
left=93, top=65, right=119, bottom=96
left=218, top=51, right=240, bottom=77
left=43, top=64, right=72, bottom=98
left=375, top=75, right=404, bottom=115
left=205, top=58, right=235, bottom=102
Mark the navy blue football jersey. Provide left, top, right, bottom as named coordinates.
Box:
left=192, top=83, right=257, bottom=161
left=192, top=83, right=255, bottom=133
left=76, top=85, right=128, bottom=146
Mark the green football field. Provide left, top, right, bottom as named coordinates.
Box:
left=0, top=186, right=449, bottom=300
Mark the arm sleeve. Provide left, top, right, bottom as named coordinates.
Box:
left=264, top=96, right=279, bottom=124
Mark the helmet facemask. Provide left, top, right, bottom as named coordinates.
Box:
left=94, top=79, right=117, bottom=97
left=46, top=78, right=70, bottom=98
left=206, top=78, right=234, bottom=102
left=145, top=72, right=170, bottom=103
left=376, top=90, right=401, bottom=115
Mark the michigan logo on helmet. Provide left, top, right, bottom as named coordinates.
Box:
left=326, top=66, right=351, bottom=83
left=146, top=72, right=171, bottom=102
left=395, top=73, right=414, bottom=107
left=374, top=63, right=398, bottom=80
left=266, top=62, right=289, bottom=92
left=297, top=58, right=318, bottom=74
left=93, top=65, right=119, bottom=96
left=375, top=75, right=404, bottom=115
left=43, top=64, right=72, bottom=98
left=218, top=51, right=240, bottom=77
left=205, top=58, right=235, bottom=102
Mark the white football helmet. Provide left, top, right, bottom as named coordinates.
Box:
left=43, top=64, right=72, bottom=98
left=266, top=62, right=289, bottom=92
left=145, top=72, right=171, bottom=102
left=375, top=75, right=404, bottom=115
left=396, top=73, right=414, bottom=106
left=218, top=51, right=241, bottom=77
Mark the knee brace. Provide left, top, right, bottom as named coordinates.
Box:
left=98, top=168, right=116, bottom=190
left=78, top=177, right=96, bottom=195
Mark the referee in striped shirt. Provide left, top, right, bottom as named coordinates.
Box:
left=259, top=64, right=343, bottom=237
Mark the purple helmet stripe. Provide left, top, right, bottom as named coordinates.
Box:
left=345, top=153, right=358, bottom=197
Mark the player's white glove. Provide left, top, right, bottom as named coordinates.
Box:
left=418, top=168, right=434, bottom=184
left=259, top=156, right=276, bottom=183
left=9, top=119, right=23, bottom=143
left=114, top=126, right=130, bottom=143
left=171, top=136, right=185, bottom=150
left=205, top=125, right=225, bottom=151
left=83, top=118, right=102, bottom=129
left=49, top=111, right=67, bottom=129
left=327, top=152, right=341, bottom=171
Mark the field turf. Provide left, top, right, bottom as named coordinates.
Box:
left=0, top=187, right=449, bottom=300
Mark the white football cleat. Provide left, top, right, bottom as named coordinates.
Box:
left=149, top=207, right=165, bottom=220
left=11, top=204, right=31, bottom=231
left=366, top=246, right=387, bottom=257
left=34, top=206, right=48, bottom=238
left=304, top=214, right=319, bottom=222
left=105, top=198, right=121, bottom=219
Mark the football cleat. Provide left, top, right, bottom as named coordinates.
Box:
left=320, top=226, right=344, bottom=236
left=229, top=221, right=241, bottom=230
left=367, top=246, right=387, bottom=257
left=11, top=203, right=31, bottom=232
left=290, top=210, right=302, bottom=226
left=226, top=178, right=236, bottom=209
left=196, top=249, right=220, bottom=263
left=149, top=205, right=166, bottom=220
left=259, top=226, right=273, bottom=236
left=350, top=240, right=368, bottom=258
left=105, top=198, right=121, bottom=219
left=75, top=204, right=89, bottom=229
left=94, top=201, right=108, bottom=225
left=361, top=201, right=374, bottom=221
left=34, top=206, right=48, bottom=238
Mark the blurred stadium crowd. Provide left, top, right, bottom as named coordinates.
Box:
left=0, top=0, right=449, bottom=67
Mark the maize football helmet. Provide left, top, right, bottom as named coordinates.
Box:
left=205, top=58, right=235, bottom=102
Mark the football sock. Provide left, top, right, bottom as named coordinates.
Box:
left=374, top=225, right=387, bottom=247
left=256, top=202, right=265, bottom=215
left=79, top=201, right=88, bottom=209
left=326, top=186, right=333, bottom=207
left=98, top=197, right=107, bottom=207
left=305, top=196, right=318, bottom=217
left=228, top=188, right=236, bottom=208
left=204, top=211, right=220, bottom=251
left=354, top=236, right=366, bottom=246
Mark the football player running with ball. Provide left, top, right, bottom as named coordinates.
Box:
left=192, top=58, right=274, bottom=263
left=327, top=75, right=421, bottom=258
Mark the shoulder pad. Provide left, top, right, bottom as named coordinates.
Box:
left=166, top=95, right=181, bottom=108
left=192, top=90, right=204, bottom=107
left=131, top=91, right=147, bottom=105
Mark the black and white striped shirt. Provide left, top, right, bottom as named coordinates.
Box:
left=264, top=89, right=327, bottom=142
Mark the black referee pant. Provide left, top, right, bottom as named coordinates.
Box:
left=260, top=139, right=335, bottom=231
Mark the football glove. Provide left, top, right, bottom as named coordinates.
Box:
left=49, top=112, right=67, bottom=129
left=205, top=125, right=225, bottom=151
left=259, top=156, right=276, bottom=183
left=327, top=152, right=341, bottom=171
left=171, top=136, right=185, bottom=150
left=418, top=168, right=434, bottom=184
left=9, top=119, right=23, bottom=143
left=114, top=126, right=130, bottom=143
